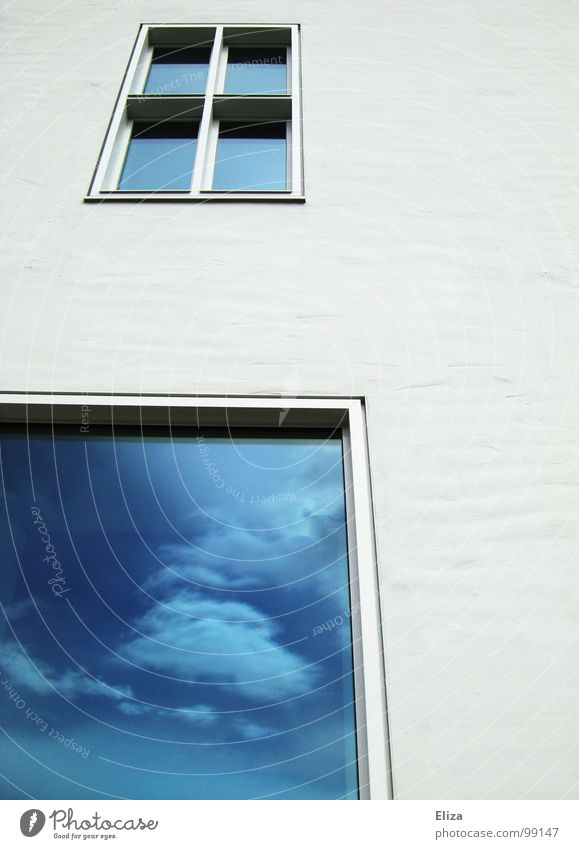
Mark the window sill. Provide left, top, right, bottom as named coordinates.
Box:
left=84, top=193, right=306, bottom=203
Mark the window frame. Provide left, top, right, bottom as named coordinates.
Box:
left=0, top=393, right=391, bottom=799
left=86, top=23, right=305, bottom=203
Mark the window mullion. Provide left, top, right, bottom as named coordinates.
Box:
left=191, top=25, right=223, bottom=194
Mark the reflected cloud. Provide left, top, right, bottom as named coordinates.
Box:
left=120, top=591, right=317, bottom=702
left=0, top=430, right=357, bottom=798
left=146, top=508, right=348, bottom=596
left=1, top=643, right=132, bottom=702
left=1, top=599, right=36, bottom=621
left=117, top=700, right=218, bottom=726
left=236, top=720, right=275, bottom=740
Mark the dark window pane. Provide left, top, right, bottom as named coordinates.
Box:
left=118, top=121, right=198, bottom=191
left=213, top=122, right=287, bottom=192
left=144, top=47, right=211, bottom=95
left=0, top=427, right=358, bottom=799
left=224, top=47, right=287, bottom=94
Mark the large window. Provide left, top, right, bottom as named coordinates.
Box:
left=86, top=25, right=304, bottom=202
left=0, top=396, right=390, bottom=800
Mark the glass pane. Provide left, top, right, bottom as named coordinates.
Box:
left=213, top=123, right=287, bottom=192
left=0, top=426, right=358, bottom=799
left=144, top=47, right=211, bottom=95
left=118, top=122, right=198, bottom=191
left=224, top=47, right=287, bottom=94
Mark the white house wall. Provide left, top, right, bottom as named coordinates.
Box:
left=1, top=0, right=578, bottom=799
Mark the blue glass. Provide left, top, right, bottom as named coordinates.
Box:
left=213, top=123, right=286, bottom=192
left=224, top=47, right=287, bottom=94
left=118, top=122, right=198, bottom=191
left=0, top=427, right=358, bottom=799
left=144, top=47, right=210, bottom=95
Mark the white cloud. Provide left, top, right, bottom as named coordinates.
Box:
left=120, top=591, right=317, bottom=704
left=146, top=511, right=348, bottom=595
left=116, top=701, right=152, bottom=716
left=236, top=720, right=275, bottom=740
left=173, top=704, right=218, bottom=726
left=117, top=699, right=218, bottom=726
left=1, top=643, right=132, bottom=702
left=1, top=598, right=36, bottom=621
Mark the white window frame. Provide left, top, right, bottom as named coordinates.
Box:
left=0, top=393, right=391, bottom=799
left=86, top=23, right=304, bottom=203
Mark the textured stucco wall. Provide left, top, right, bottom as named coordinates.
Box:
left=1, top=0, right=578, bottom=799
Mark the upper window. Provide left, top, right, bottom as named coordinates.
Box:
left=86, top=24, right=304, bottom=202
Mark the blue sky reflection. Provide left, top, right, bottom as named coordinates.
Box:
left=0, top=429, right=358, bottom=799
